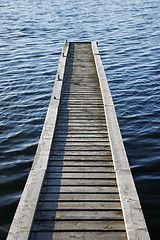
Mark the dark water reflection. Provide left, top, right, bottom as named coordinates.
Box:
left=0, top=0, right=160, bottom=239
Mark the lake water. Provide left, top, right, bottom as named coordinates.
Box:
left=0, top=0, right=160, bottom=239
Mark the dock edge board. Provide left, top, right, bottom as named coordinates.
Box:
left=91, top=42, right=150, bottom=240
left=6, top=42, right=70, bottom=240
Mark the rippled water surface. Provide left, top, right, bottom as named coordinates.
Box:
left=0, top=0, right=160, bottom=239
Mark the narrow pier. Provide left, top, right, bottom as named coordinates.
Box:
left=7, top=42, right=150, bottom=240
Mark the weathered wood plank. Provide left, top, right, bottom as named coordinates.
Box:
left=69, top=61, right=96, bottom=67
left=39, top=193, right=120, bottom=201
left=48, top=161, right=113, bottom=166
left=56, top=118, right=106, bottom=122
left=47, top=166, right=114, bottom=172
left=52, top=232, right=127, bottom=240
left=42, top=186, right=118, bottom=193
left=60, top=104, right=104, bottom=111
left=52, top=141, right=110, bottom=146
left=53, top=134, right=108, bottom=138
left=58, top=109, right=105, bottom=113
left=30, top=231, right=127, bottom=240
left=56, top=122, right=106, bottom=126
left=53, top=138, right=108, bottom=142
left=34, top=210, right=124, bottom=221
left=61, top=92, right=102, bottom=95
left=57, top=112, right=105, bottom=116
left=61, top=91, right=102, bottom=94
left=37, top=201, right=121, bottom=211
left=51, top=150, right=111, bottom=156
left=43, top=178, right=116, bottom=186
left=56, top=117, right=105, bottom=121
left=32, top=219, right=125, bottom=231
left=54, top=131, right=108, bottom=135
left=62, top=85, right=100, bottom=89
left=51, top=145, right=110, bottom=151
left=49, top=155, right=112, bottom=161
left=46, top=172, right=115, bottom=179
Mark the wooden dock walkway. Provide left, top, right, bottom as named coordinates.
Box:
left=7, top=42, right=150, bottom=240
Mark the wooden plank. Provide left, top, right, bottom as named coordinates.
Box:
left=39, top=193, right=120, bottom=201
left=61, top=111, right=105, bottom=118
left=37, top=201, right=121, bottom=210
left=51, top=145, right=110, bottom=151
left=47, top=166, right=114, bottom=172
left=56, top=115, right=106, bottom=119
left=61, top=95, right=102, bottom=98
left=57, top=116, right=105, bottom=119
left=55, top=124, right=107, bottom=128
left=29, top=232, right=53, bottom=240
left=59, top=106, right=104, bottom=109
left=34, top=210, right=124, bottom=221
left=70, top=62, right=96, bottom=67
left=53, top=232, right=127, bottom=240
left=62, top=88, right=100, bottom=91
left=54, top=131, right=108, bottom=135
left=31, top=219, right=125, bottom=231
left=51, top=151, right=111, bottom=156
left=61, top=97, right=103, bottom=100
left=52, top=140, right=109, bottom=144
left=54, top=126, right=107, bottom=130
left=30, top=231, right=127, bottom=240
left=45, top=172, right=115, bottom=179
left=58, top=109, right=104, bottom=112
left=56, top=122, right=106, bottom=126
left=52, top=141, right=110, bottom=146
left=56, top=119, right=106, bottom=122
left=61, top=92, right=102, bottom=95
left=57, top=112, right=105, bottom=115
left=49, top=155, right=112, bottom=161
left=31, top=231, right=126, bottom=240
left=62, top=91, right=102, bottom=94
left=47, top=161, right=113, bottom=166
left=53, top=137, right=108, bottom=142
left=48, top=160, right=113, bottom=164
left=53, top=134, right=108, bottom=138
left=62, top=84, right=100, bottom=88
left=41, top=186, right=118, bottom=193
left=43, top=178, right=116, bottom=186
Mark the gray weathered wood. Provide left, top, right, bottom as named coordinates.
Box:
left=47, top=166, right=114, bottom=172
left=37, top=201, right=121, bottom=210
left=32, top=219, right=125, bottom=231
left=48, top=161, right=113, bottom=166
left=43, top=178, right=116, bottom=185
left=30, top=232, right=127, bottom=240
left=49, top=155, right=112, bottom=160
left=92, top=42, right=150, bottom=240
left=34, top=210, right=124, bottom=221
left=7, top=42, right=150, bottom=240
left=39, top=193, right=120, bottom=201
left=45, top=172, right=116, bottom=179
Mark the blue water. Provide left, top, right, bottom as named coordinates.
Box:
left=0, top=0, right=160, bottom=239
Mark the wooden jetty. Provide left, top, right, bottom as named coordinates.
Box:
left=7, top=42, right=150, bottom=240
